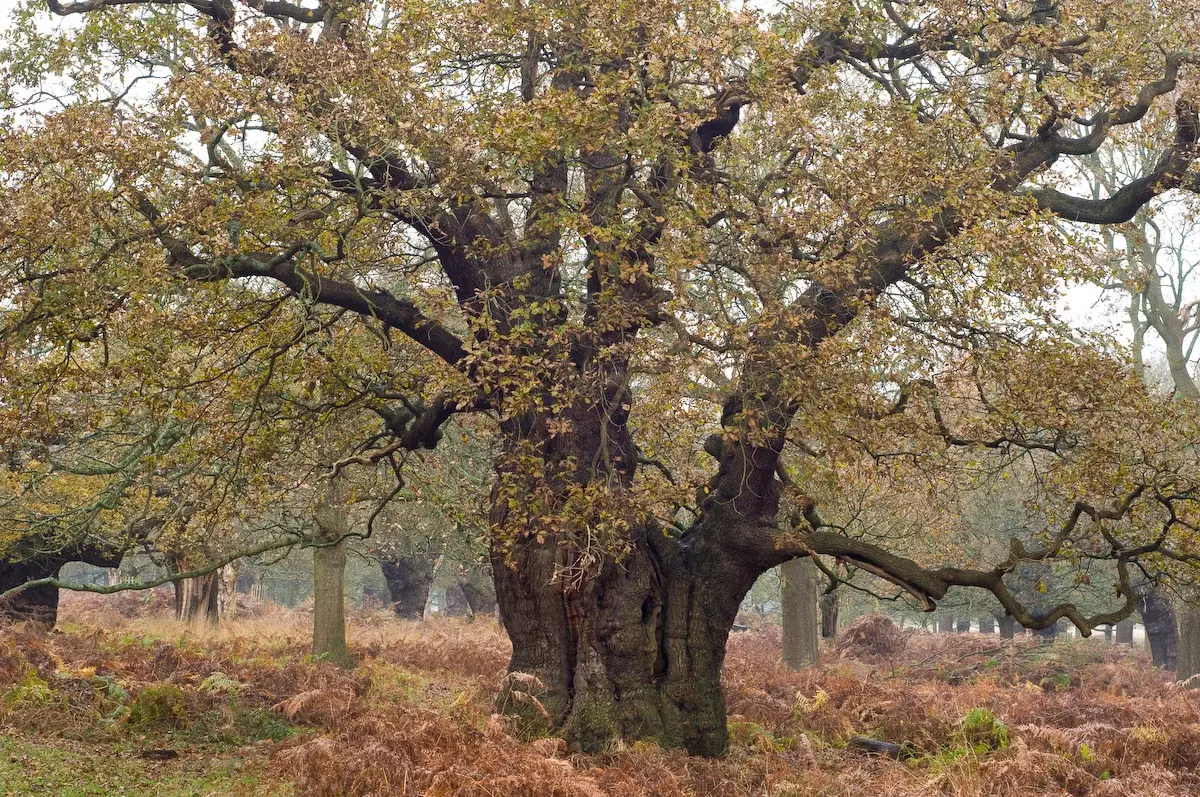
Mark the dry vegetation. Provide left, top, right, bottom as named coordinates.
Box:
left=2, top=597, right=1198, bottom=796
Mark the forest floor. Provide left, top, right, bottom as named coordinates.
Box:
left=2, top=596, right=1198, bottom=796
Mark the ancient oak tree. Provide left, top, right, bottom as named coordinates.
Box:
left=4, top=0, right=1200, bottom=755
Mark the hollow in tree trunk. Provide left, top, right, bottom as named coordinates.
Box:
left=781, top=558, right=820, bottom=669
left=1138, top=588, right=1178, bottom=670
left=1116, top=618, right=1134, bottom=645
left=998, top=616, right=1015, bottom=639
left=379, top=553, right=435, bottom=620
left=312, top=479, right=353, bottom=668
left=820, top=590, right=839, bottom=640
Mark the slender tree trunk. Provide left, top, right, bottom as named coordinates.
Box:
left=312, top=479, right=353, bottom=668
left=175, top=572, right=219, bottom=626
left=820, top=590, right=839, bottom=640
left=1178, top=605, right=1200, bottom=685
left=781, top=559, right=819, bottom=669
left=998, top=616, right=1016, bottom=639
left=978, top=617, right=995, bottom=634
left=218, top=562, right=239, bottom=621
left=379, top=553, right=436, bottom=620
left=956, top=619, right=971, bottom=633
left=1116, top=618, right=1135, bottom=644
left=1139, top=588, right=1179, bottom=670
left=312, top=541, right=352, bottom=666
left=1102, top=625, right=1113, bottom=643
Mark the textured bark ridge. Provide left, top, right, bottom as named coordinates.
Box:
left=174, top=572, right=219, bottom=625
left=493, top=526, right=755, bottom=757
left=782, top=558, right=820, bottom=669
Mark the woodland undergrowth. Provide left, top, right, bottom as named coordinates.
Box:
left=1, top=597, right=1197, bottom=796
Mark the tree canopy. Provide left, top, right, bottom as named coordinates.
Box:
left=4, top=0, right=1200, bottom=755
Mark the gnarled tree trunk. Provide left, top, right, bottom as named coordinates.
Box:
left=493, top=525, right=755, bottom=757
left=0, top=559, right=64, bottom=627
left=459, top=570, right=498, bottom=618
left=379, top=553, right=436, bottom=620
left=1139, top=588, right=1179, bottom=670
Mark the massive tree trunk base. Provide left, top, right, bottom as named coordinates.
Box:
left=2, top=546, right=124, bottom=629
left=492, top=530, right=750, bottom=757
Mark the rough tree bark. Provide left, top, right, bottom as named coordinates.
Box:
left=218, top=562, right=239, bottom=621
left=1178, top=604, right=1200, bottom=685
left=379, top=553, right=436, bottom=620
left=312, top=477, right=353, bottom=668
left=820, top=590, right=839, bottom=640
left=1140, top=588, right=1179, bottom=670
left=781, top=558, right=820, bottom=669
left=174, top=571, right=219, bottom=626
